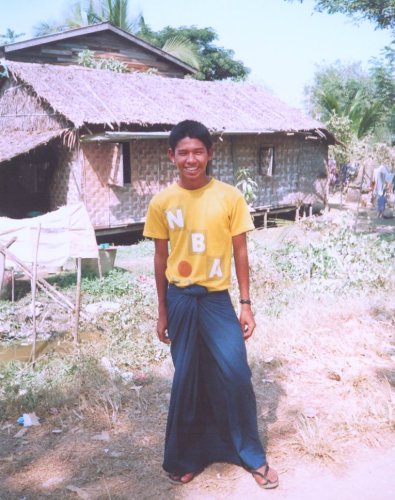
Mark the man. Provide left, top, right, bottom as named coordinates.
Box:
left=143, top=120, right=278, bottom=489
left=372, top=164, right=393, bottom=218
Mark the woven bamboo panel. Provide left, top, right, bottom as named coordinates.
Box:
left=219, top=135, right=328, bottom=207
left=50, top=148, right=80, bottom=209
left=82, top=142, right=118, bottom=227
left=126, top=139, right=177, bottom=222
left=52, top=134, right=328, bottom=229
left=79, top=139, right=177, bottom=227
left=211, top=139, right=234, bottom=185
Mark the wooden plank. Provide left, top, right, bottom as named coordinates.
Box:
left=41, top=48, right=73, bottom=56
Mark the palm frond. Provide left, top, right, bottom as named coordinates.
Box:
left=162, top=35, right=200, bottom=69
left=33, top=22, right=68, bottom=36
left=356, top=102, right=383, bottom=138
left=318, top=89, right=341, bottom=118
left=101, top=0, right=140, bottom=32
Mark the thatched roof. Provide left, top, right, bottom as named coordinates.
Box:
left=0, top=130, right=64, bottom=163
left=4, top=61, right=331, bottom=139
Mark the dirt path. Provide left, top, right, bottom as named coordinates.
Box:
left=271, top=446, right=395, bottom=500
left=153, top=446, right=395, bottom=500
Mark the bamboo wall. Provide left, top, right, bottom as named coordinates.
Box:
left=50, top=147, right=82, bottom=210
left=212, top=135, right=327, bottom=207
left=66, top=135, right=328, bottom=229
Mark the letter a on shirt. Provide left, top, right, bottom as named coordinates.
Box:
left=209, top=258, right=223, bottom=278
left=166, top=209, right=184, bottom=230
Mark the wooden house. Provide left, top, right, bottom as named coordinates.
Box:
left=0, top=22, right=196, bottom=78
left=0, top=60, right=334, bottom=236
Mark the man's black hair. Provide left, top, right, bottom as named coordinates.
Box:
left=169, top=120, right=213, bottom=151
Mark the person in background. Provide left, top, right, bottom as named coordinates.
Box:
left=372, top=164, right=392, bottom=218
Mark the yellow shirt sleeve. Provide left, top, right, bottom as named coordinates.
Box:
left=230, top=193, right=255, bottom=236
left=143, top=200, right=169, bottom=240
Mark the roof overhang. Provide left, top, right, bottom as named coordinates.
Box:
left=0, top=129, right=65, bottom=163
left=80, top=129, right=334, bottom=143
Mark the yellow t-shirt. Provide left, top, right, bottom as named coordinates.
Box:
left=143, top=179, right=254, bottom=291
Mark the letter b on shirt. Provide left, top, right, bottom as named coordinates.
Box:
left=191, top=233, right=206, bottom=253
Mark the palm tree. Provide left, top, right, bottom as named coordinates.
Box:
left=101, top=0, right=140, bottom=32
left=0, top=28, right=25, bottom=44
left=138, top=18, right=200, bottom=70
left=34, top=0, right=140, bottom=36
left=318, top=88, right=383, bottom=139
left=65, top=0, right=102, bottom=29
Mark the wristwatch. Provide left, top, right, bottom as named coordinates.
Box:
left=239, top=298, right=252, bottom=305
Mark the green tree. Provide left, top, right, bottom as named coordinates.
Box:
left=138, top=23, right=249, bottom=81
left=0, top=28, right=25, bottom=44
left=369, top=44, right=395, bottom=141
left=285, top=1, right=395, bottom=30
left=306, top=62, right=389, bottom=139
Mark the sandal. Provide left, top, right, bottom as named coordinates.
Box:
left=250, top=463, right=279, bottom=489
left=168, top=471, right=199, bottom=485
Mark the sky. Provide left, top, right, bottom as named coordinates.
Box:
left=0, top=0, right=392, bottom=108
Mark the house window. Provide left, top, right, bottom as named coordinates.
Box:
left=122, top=143, right=131, bottom=184
left=108, top=143, right=132, bottom=187
left=258, top=146, right=274, bottom=176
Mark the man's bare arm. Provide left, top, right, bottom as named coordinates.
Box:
left=154, top=238, right=170, bottom=344
left=232, top=232, right=256, bottom=340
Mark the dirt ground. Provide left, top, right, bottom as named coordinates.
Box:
left=1, top=351, right=394, bottom=500
left=0, top=198, right=394, bottom=500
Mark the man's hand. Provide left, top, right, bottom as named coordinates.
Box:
left=157, top=311, right=170, bottom=345
left=239, top=305, right=256, bottom=340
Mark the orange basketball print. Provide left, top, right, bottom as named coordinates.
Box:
left=178, top=260, right=192, bottom=277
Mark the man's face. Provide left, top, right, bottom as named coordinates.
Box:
left=168, top=137, right=213, bottom=189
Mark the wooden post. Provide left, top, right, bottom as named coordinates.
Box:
left=309, top=204, right=313, bottom=217
left=73, top=257, right=82, bottom=348
left=354, top=164, right=366, bottom=233
left=11, top=269, right=15, bottom=303
left=0, top=251, right=5, bottom=300
left=0, top=237, right=17, bottom=300
left=97, top=251, right=103, bottom=279
left=0, top=244, right=81, bottom=315
left=264, top=209, right=268, bottom=230
left=31, top=224, right=41, bottom=367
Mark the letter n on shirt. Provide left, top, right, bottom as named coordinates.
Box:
left=166, top=208, right=184, bottom=230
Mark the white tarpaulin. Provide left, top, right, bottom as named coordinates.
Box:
left=0, top=203, right=99, bottom=266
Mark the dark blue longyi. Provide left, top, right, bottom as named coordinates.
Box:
left=163, top=284, right=266, bottom=475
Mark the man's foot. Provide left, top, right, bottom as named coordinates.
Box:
left=168, top=472, right=198, bottom=484
left=250, top=464, right=279, bottom=489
